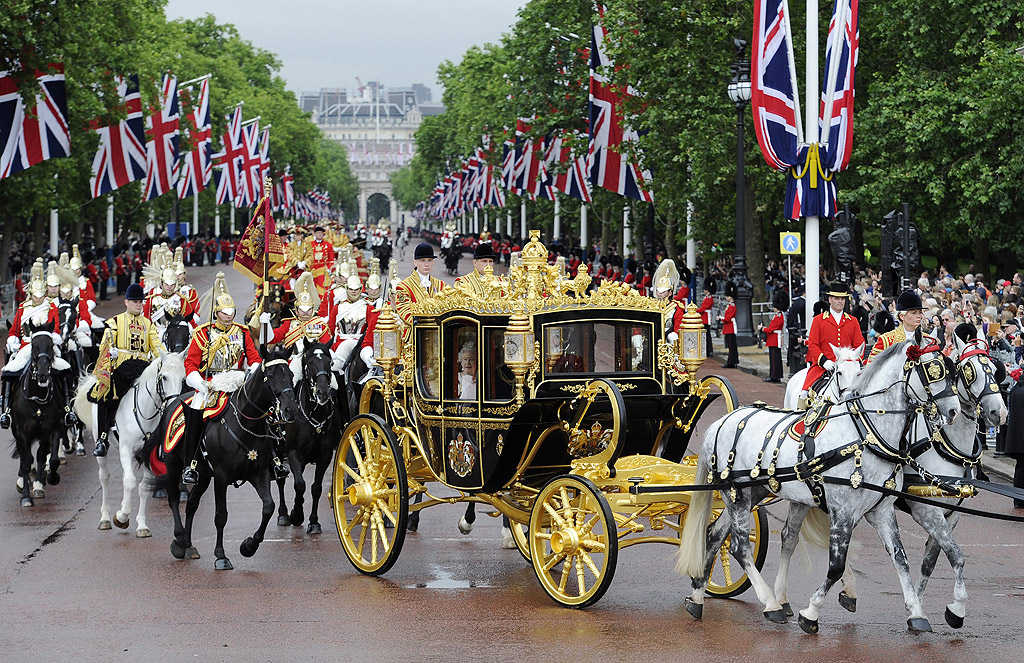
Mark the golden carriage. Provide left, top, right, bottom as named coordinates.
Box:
left=332, top=231, right=768, bottom=607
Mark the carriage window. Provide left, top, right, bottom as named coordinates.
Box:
left=417, top=327, right=440, bottom=399
left=544, top=321, right=653, bottom=375
left=485, top=328, right=516, bottom=402
left=444, top=323, right=479, bottom=401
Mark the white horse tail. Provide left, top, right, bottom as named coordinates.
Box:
left=675, top=453, right=714, bottom=579
left=74, top=376, right=99, bottom=440
left=796, top=507, right=862, bottom=569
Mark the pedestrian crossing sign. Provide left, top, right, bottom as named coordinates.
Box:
left=780, top=232, right=801, bottom=255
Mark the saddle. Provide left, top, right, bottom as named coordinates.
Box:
left=162, top=391, right=231, bottom=455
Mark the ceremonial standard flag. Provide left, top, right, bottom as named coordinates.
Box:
left=142, top=73, right=180, bottom=200
left=0, top=63, right=70, bottom=180
left=233, top=189, right=285, bottom=285
left=89, top=74, right=146, bottom=198
left=175, top=77, right=212, bottom=199
left=588, top=6, right=653, bottom=202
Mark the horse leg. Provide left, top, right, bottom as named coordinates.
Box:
left=166, top=460, right=187, bottom=556
left=96, top=455, right=112, bottom=527
left=726, top=496, right=786, bottom=622
left=684, top=506, right=731, bottom=618
left=135, top=465, right=153, bottom=538
left=306, top=454, right=331, bottom=535
left=289, top=454, right=306, bottom=527
left=797, top=511, right=856, bottom=634
left=17, top=435, right=34, bottom=508
left=114, top=438, right=134, bottom=530
left=774, top=503, right=811, bottom=617
left=459, top=502, right=476, bottom=534
left=180, top=471, right=210, bottom=561
left=212, top=476, right=233, bottom=569
left=33, top=436, right=47, bottom=498
left=239, top=470, right=276, bottom=560
left=863, top=505, right=930, bottom=631
left=46, top=431, right=61, bottom=486
left=275, top=470, right=290, bottom=527
left=910, top=505, right=966, bottom=628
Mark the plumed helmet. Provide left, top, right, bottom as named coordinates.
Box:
left=895, top=290, right=925, bottom=311
left=366, top=259, right=382, bottom=290
left=653, top=259, right=679, bottom=294
left=161, top=268, right=177, bottom=287
left=69, top=244, right=83, bottom=271
left=58, top=252, right=70, bottom=269
left=294, top=272, right=319, bottom=312
left=346, top=274, right=363, bottom=291
left=28, top=259, right=46, bottom=298
left=174, top=247, right=186, bottom=275
left=46, top=261, right=61, bottom=288
left=212, top=272, right=235, bottom=314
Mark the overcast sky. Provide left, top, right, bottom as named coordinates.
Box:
left=164, top=0, right=527, bottom=100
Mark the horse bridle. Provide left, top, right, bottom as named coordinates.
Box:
left=23, top=331, right=55, bottom=402
left=299, top=349, right=334, bottom=431
left=237, top=359, right=295, bottom=422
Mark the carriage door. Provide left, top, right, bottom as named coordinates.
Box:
left=441, top=318, right=482, bottom=488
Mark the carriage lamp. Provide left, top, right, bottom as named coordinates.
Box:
left=678, top=303, right=706, bottom=380
left=374, top=306, right=402, bottom=394
left=504, top=305, right=536, bottom=405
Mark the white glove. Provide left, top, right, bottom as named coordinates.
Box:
left=359, top=345, right=376, bottom=369
left=6, top=336, right=20, bottom=353
left=185, top=371, right=207, bottom=394
left=67, top=338, right=78, bottom=351
left=259, top=312, right=272, bottom=324
left=109, top=346, right=119, bottom=360
left=823, top=359, right=836, bottom=371
left=297, top=261, right=307, bottom=270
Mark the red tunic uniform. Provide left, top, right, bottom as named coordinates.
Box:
left=8, top=302, right=61, bottom=347
left=721, top=302, right=736, bottom=334
left=309, top=239, right=334, bottom=291
left=802, top=310, right=865, bottom=390
left=269, top=315, right=332, bottom=348
left=696, top=295, right=714, bottom=325
left=764, top=312, right=784, bottom=347
left=184, top=322, right=262, bottom=376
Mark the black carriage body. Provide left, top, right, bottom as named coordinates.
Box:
left=409, top=307, right=718, bottom=493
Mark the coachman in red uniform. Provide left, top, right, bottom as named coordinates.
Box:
left=801, top=279, right=865, bottom=393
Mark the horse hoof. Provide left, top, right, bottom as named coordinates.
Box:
left=307, top=522, right=322, bottom=535
left=16, top=478, right=23, bottom=491
left=152, top=489, right=166, bottom=498
left=277, top=515, right=291, bottom=527
left=47, top=472, right=60, bottom=485
left=781, top=602, right=794, bottom=617
left=239, top=537, right=259, bottom=558
left=907, top=617, right=932, bottom=633
left=20, top=497, right=33, bottom=508
left=458, top=517, right=473, bottom=535
left=32, top=488, right=44, bottom=499
left=290, top=509, right=304, bottom=527
left=838, top=591, right=857, bottom=613
left=684, top=598, right=703, bottom=620
left=944, top=607, right=964, bottom=629
left=98, top=520, right=112, bottom=530
left=798, top=614, right=819, bottom=634
left=185, top=547, right=201, bottom=560
left=170, top=541, right=186, bottom=559
left=75, top=444, right=85, bottom=457
left=215, top=558, right=233, bottom=570
left=764, top=609, right=788, bottom=624
left=113, top=513, right=129, bottom=529
left=135, top=528, right=151, bottom=539
left=59, top=456, right=67, bottom=465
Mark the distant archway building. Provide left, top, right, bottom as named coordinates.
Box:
left=303, top=84, right=443, bottom=227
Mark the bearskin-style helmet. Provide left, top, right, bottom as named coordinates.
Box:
left=772, top=289, right=790, bottom=311
left=724, top=280, right=738, bottom=299
left=873, top=310, right=896, bottom=334
left=703, top=276, right=717, bottom=295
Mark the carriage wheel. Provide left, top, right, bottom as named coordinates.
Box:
left=528, top=475, right=618, bottom=608
left=704, top=505, right=768, bottom=598
left=509, top=521, right=532, bottom=562
left=333, top=414, right=408, bottom=576
left=699, top=375, right=739, bottom=412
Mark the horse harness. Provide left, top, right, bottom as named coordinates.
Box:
left=22, top=332, right=55, bottom=405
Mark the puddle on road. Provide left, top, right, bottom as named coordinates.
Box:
left=407, top=567, right=492, bottom=589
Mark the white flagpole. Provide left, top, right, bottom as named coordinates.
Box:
left=805, top=0, right=820, bottom=329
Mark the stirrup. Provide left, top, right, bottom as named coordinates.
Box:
left=0, top=411, right=10, bottom=430
left=182, top=461, right=199, bottom=485
left=93, top=440, right=108, bottom=457
left=272, top=457, right=290, bottom=480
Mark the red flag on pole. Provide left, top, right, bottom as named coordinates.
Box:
left=232, top=180, right=284, bottom=285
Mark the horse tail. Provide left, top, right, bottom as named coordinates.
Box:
left=675, top=451, right=713, bottom=579
left=74, top=376, right=98, bottom=440
left=797, top=507, right=862, bottom=567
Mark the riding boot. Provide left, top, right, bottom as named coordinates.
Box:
left=93, top=400, right=110, bottom=456
left=60, top=373, right=78, bottom=427
left=0, top=377, right=13, bottom=429
left=181, top=407, right=202, bottom=485
left=272, top=448, right=290, bottom=481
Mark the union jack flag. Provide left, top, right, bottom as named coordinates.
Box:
left=142, top=74, right=180, bottom=200
left=0, top=63, right=70, bottom=180
left=211, top=105, right=244, bottom=205
left=89, top=74, right=146, bottom=198
left=545, top=131, right=592, bottom=203
left=175, top=77, right=212, bottom=199
left=588, top=6, right=653, bottom=202
left=236, top=120, right=262, bottom=207
left=751, top=0, right=800, bottom=172
left=281, top=167, right=295, bottom=209
left=820, top=0, right=859, bottom=172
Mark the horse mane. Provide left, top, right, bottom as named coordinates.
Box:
left=850, top=340, right=908, bottom=392
left=833, top=346, right=862, bottom=363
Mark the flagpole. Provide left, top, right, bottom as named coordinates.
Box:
left=260, top=176, right=271, bottom=346
left=805, top=0, right=820, bottom=329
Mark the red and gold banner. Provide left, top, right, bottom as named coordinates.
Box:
left=233, top=193, right=284, bottom=285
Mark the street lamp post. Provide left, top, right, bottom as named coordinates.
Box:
left=727, top=38, right=755, bottom=345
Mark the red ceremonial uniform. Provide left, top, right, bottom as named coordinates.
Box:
left=99, top=261, right=110, bottom=280
left=78, top=278, right=97, bottom=304
left=8, top=302, right=60, bottom=348
left=802, top=310, right=865, bottom=390
left=114, top=257, right=126, bottom=276
left=184, top=322, right=262, bottom=376
left=309, top=239, right=334, bottom=290
left=359, top=307, right=383, bottom=353
left=764, top=312, right=784, bottom=347
left=721, top=302, right=736, bottom=334
left=269, top=315, right=332, bottom=348
left=696, top=295, right=713, bottom=325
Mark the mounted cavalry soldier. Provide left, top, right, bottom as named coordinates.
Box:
left=321, top=273, right=369, bottom=369
left=174, top=247, right=200, bottom=328
left=1, top=261, right=69, bottom=429
left=86, top=283, right=165, bottom=456
left=143, top=267, right=185, bottom=338
left=867, top=290, right=929, bottom=363
left=454, top=242, right=498, bottom=295
left=800, top=277, right=865, bottom=402
left=261, top=272, right=331, bottom=351
left=181, top=273, right=281, bottom=484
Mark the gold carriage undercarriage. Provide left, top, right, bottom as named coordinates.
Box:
left=331, top=231, right=769, bottom=607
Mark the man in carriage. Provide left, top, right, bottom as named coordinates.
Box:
left=0, top=261, right=68, bottom=430
left=866, top=290, right=930, bottom=363
left=86, top=283, right=166, bottom=456
left=799, top=278, right=865, bottom=402
left=182, top=273, right=283, bottom=484
left=454, top=243, right=498, bottom=295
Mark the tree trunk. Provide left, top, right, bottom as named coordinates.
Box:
left=975, top=237, right=991, bottom=283
left=664, top=211, right=678, bottom=263
left=33, top=213, right=45, bottom=257
left=0, top=220, right=15, bottom=284
left=745, top=182, right=768, bottom=303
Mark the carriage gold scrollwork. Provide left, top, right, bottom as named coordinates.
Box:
left=559, top=382, right=639, bottom=394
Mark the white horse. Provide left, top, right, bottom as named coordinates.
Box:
left=780, top=330, right=1007, bottom=629
left=74, top=353, right=185, bottom=536
left=676, top=341, right=962, bottom=633
left=784, top=344, right=864, bottom=410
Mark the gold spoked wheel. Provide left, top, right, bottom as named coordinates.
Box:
left=333, top=414, right=408, bottom=576
left=700, top=375, right=739, bottom=413
left=509, top=521, right=532, bottom=562
left=528, top=475, right=617, bottom=608
left=705, top=505, right=768, bottom=598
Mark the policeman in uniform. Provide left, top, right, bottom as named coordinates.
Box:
left=87, top=283, right=165, bottom=456
left=181, top=273, right=273, bottom=484
left=866, top=290, right=928, bottom=363
left=455, top=243, right=498, bottom=295
left=800, top=278, right=865, bottom=399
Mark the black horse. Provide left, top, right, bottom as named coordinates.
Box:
left=138, top=346, right=298, bottom=570
left=11, top=324, right=65, bottom=507
left=275, top=342, right=346, bottom=534
left=161, top=313, right=192, bottom=354
left=443, top=241, right=461, bottom=276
